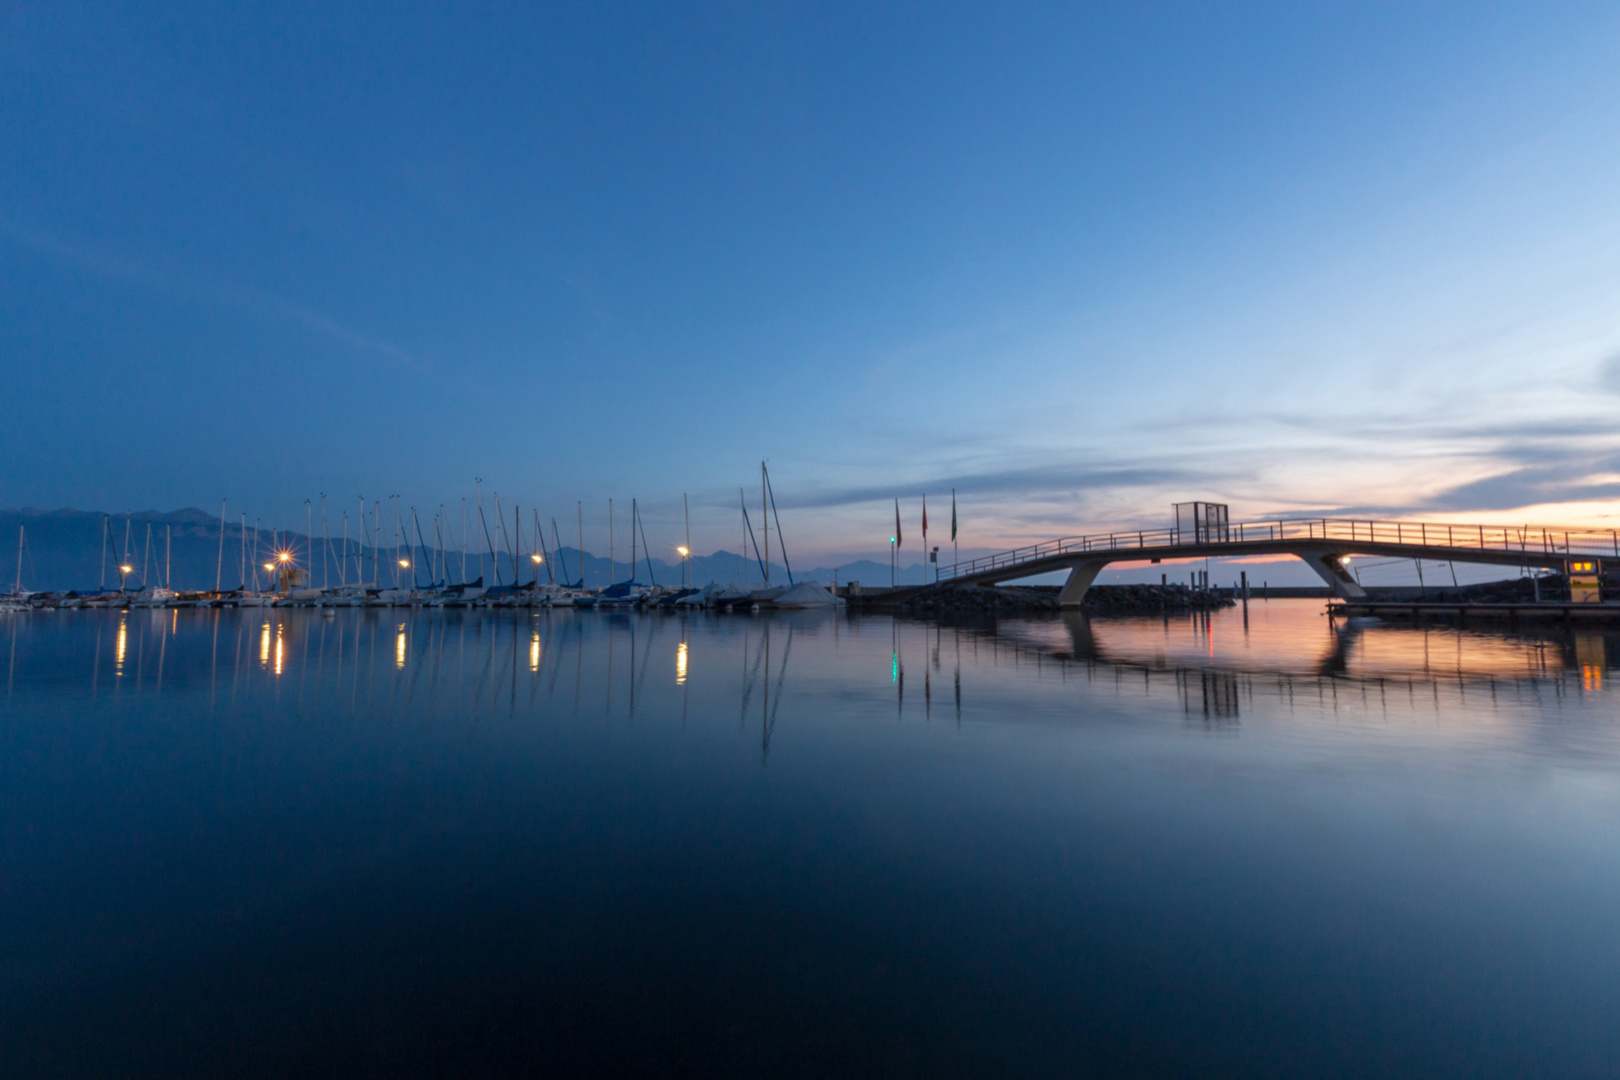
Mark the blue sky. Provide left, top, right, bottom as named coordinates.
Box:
left=3, top=2, right=1619, bottom=566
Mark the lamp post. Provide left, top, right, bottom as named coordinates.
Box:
left=890, top=537, right=896, bottom=588
left=677, top=546, right=689, bottom=588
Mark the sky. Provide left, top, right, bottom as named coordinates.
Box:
left=3, top=1, right=1619, bottom=569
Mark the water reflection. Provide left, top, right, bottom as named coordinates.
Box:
left=7, top=600, right=1619, bottom=741
left=9, top=602, right=1620, bottom=1075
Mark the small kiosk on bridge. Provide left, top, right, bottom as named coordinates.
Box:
left=1173, top=502, right=1229, bottom=545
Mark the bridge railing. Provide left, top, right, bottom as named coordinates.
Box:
left=938, top=518, right=1620, bottom=582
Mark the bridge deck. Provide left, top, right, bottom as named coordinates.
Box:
left=941, top=517, right=1618, bottom=588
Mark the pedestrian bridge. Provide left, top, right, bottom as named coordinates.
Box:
left=937, top=516, right=1619, bottom=607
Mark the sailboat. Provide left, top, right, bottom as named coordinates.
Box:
left=2, top=525, right=34, bottom=610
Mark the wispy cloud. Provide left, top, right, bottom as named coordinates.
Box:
left=0, top=218, right=420, bottom=369
left=782, top=461, right=1217, bottom=510
left=1602, top=352, right=1620, bottom=395
left=1429, top=457, right=1620, bottom=511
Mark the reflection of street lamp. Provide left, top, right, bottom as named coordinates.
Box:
left=677, top=546, right=689, bottom=588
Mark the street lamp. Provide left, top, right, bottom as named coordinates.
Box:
left=676, top=546, right=689, bottom=588
left=890, top=537, right=896, bottom=588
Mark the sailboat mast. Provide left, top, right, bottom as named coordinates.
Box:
left=356, top=497, right=365, bottom=587
left=684, top=493, right=691, bottom=590
left=631, top=499, right=638, bottom=583
left=491, top=495, right=514, bottom=584
left=15, top=524, right=24, bottom=593
left=535, top=510, right=552, bottom=585
left=165, top=524, right=171, bottom=590
left=578, top=503, right=584, bottom=589
left=765, top=464, right=793, bottom=586
left=216, top=499, right=226, bottom=593
left=461, top=498, right=468, bottom=585
left=100, top=515, right=109, bottom=592
left=438, top=505, right=446, bottom=584
left=552, top=518, right=568, bottom=585
left=340, top=513, right=349, bottom=587
left=762, top=462, right=769, bottom=587
left=609, top=499, right=615, bottom=586
left=475, top=480, right=484, bottom=585
left=390, top=497, right=401, bottom=588
left=636, top=501, right=656, bottom=585
left=320, top=495, right=330, bottom=589
left=411, top=507, right=428, bottom=588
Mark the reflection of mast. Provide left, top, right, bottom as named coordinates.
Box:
left=762, top=626, right=793, bottom=761
left=954, top=626, right=962, bottom=726
left=740, top=625, right=768, bottom=726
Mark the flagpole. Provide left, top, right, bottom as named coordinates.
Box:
left=893, top=497, right=901, bottom=588
left=951, top=488, right=958, bottom=577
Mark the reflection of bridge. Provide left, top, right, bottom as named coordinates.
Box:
left=939, top=517, right=1619, bottom=607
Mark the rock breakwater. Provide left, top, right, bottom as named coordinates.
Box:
left=877, top=583, right=1235, bottom=616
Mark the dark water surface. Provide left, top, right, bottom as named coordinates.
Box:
left=4, top=601, right=1619, bottom=1077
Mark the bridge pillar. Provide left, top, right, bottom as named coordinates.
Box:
left=1297, top=548, right=1368, bottom=599
left=1058, top=560, right=1109, bottom=609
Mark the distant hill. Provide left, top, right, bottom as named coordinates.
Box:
left=0, top=508, right=939, bottom=592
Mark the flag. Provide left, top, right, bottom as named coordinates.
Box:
left=922, top=495, right=928, bottom=542
left=951, top=489, right=957, bottom=542
left=894, top=499, right=902, bottom=548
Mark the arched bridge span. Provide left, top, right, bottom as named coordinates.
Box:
left=937, top=518, right=1619, bottom=607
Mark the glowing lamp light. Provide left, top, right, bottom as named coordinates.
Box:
left=263, top=563, right=275, bottom=572
left=676, top=546, right=689, bottom=557
left=120, top=564, right=133, bottom=573
left=278, top=552, right=291, bottom=563
left=399, top=559, right=411, bottom=568
left=1340, top=556, right=1353, bottom=566
left=531, top=553, right=543, bottom=563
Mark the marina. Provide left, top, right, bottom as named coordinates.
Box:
left=8, top=6, right=1620, bottom=1071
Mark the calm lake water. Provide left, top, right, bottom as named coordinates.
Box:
left=3, top=601, right=1619, bottom=1077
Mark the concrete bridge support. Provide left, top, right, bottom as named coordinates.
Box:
left=1058, top=560, right=1110, bottom=609
left=1297, top=548, right=1368, bottom=600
